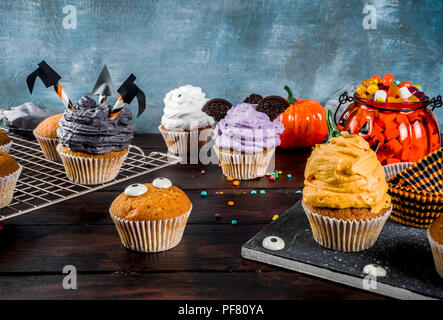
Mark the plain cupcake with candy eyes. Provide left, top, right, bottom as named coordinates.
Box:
left=159, top=85, right=214, bottom=155
left=202, top=93, right=289, bottom=180
left=109, top=178, right=192, bottom=253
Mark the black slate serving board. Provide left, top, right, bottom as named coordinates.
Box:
left=242, top=200, right=443, bottom=300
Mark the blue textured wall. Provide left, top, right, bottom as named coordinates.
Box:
left=0, top=0, right=442, bottom=133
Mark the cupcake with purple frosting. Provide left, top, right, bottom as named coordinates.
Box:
left=202, top=93, right=289, bottom=180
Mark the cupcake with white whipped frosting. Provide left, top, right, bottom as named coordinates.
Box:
left=159, top=85, right=214, bottom=155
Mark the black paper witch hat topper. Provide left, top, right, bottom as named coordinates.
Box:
left=26, top=60, right=74, bottom=109
left=87, top=65, right=116, bottom=104
left=109, top=74, right=146, bottom=118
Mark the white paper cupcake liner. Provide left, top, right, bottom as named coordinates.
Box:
left=0, top=165, right=22, bottom=209
left=57, top=144, right=129, bottom=185
left=110, top=205, right=192, bottom=253
left=214, top=146, right=275, bottom=180
left=0, top=141, right=12, bottom=154
left=302, top=201, right=392, bottom=252
left=159, top=125, right=202, bottom=155
left=427, top=228, right=443, bottom=278
left=33, top=131, right=61, bottom=162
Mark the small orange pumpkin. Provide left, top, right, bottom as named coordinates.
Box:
left=278, top=85, right=328, bottom=149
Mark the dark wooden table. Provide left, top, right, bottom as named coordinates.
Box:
left=0, top=134, right=387, bottom=300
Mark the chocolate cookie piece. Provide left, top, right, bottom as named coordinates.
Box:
left=243, top=93, right=263, bottom=104
left=255, top=96, right=290, bottom=121
left=201, top=98, right=233, bottom=122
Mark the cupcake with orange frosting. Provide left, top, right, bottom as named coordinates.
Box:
left=0, top=151, right=22, bottom=209
left=33, top=113, right=63, bottom=162
left=302, top=111, right=392, bottom=252
left=428, top=215, right=443, bottom=278
left=0, top=130, right=11, bottom=153
left=110, top=177, right=192, bottom=252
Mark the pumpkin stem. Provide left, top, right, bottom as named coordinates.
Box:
left=284, top=85, right=298, bottom=104
left=327, top=109, right=342, bottom=142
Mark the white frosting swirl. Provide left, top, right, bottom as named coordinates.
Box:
left=161, top=85, right=214, bottom=130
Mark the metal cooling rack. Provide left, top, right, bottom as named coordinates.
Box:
left=0, top=132, right=181, bottom=221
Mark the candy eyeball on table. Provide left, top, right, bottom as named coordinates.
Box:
left=152, top=177, right=172, bottom=189
left=124, top=183, right=148, bottom=197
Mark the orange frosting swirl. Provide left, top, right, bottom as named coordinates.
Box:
left=303, top=132, right=391, bottom=214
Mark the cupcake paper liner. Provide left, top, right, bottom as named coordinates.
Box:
left=214, top=146, right=275, bottom=180
left=427, top=228, right=443, bottom=278
left=159, top=125, right=210, bottom=156
left=0, top=141, right=12, bottom=154
left=302, top=201, right=392, bottom=252
left=384, top=161, right=443, bottom=228
left=389, top=148, right=443, bottom=193
left=33, top=131, right=61, bottom=162
left=57, top=144, right=128, bottom=185
left=0, top=165, right=22, bottom=209
left=110, top=205, right=192, bottom=253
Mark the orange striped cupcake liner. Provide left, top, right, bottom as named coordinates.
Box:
left=384, top=148, right=443, bottom=228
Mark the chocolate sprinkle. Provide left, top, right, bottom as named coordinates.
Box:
left=243, top=93, right=263, bottom=104
left=201, top=98, right=233, bottom=122
left=255, top=96, right=290, bottom=121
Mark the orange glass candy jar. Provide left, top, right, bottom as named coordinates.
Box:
left=335, top=92, right=442, bottom=165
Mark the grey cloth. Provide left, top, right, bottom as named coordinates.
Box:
left=0, top=102, right=57, bottom=137
left=57, top=96, right=137, bottom=154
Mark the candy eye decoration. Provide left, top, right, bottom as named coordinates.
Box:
left=153, top=177, right=172, bottom=189
left=262, top=236, right=285, bottom=251
left=124, top=183, right=148, bottom=197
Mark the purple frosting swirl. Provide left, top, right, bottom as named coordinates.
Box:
left=213, top=103, right=284, bottom=154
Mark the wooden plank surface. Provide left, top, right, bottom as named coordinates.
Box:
left=0, top=134, right=388, bottom=300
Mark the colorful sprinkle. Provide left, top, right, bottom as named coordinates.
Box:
left=227, top=176, right=234, bottom=181
left=260, top=190, right=266, bottom=194
left=201, top=191, right=207, bottom=197
left=228, top=201, right=235, bottom=207
left=233, top=180, right=240, bottom=186
left=215, top=213, right=221, bottom=219
left=266, top=172, right=271, bottom=176
left=201, top=170, right=206, bottom=174
left=295, top=190, right=302, bottom=194
left=269, top=175, right=276, bottom=181
left=272, top=215, right=279, bottom=221
left=219, top=191, right=224, bottom=195
left=287, top=174, right=292, bottom=178
left=231, top=220, right=238, bottom=225
left=218, top=163, right=222, bottom=168
left=278, top=171, right=282, bottom=174
left=250, top=190, right=257, bottom=194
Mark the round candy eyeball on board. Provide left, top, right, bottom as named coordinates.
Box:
left=152, top=177, right=172, bottom=189
left=262, top=236, right=285, bottom=251
left=124, top=183, right=148, bottom=197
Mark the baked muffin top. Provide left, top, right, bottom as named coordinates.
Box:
left=110, top=179, right=191, bottom=221
left=0, top=130, right=10, bottom=146
left=34, top=113, right=63, bottom=139
left=430, top=215, right=443, bottom=245
left=59, top=145, right=128, bottom=159
left=0, top=150, right=19, bottom=177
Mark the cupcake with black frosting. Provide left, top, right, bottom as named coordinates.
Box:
left=57, top=96, right=137, bottom=184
